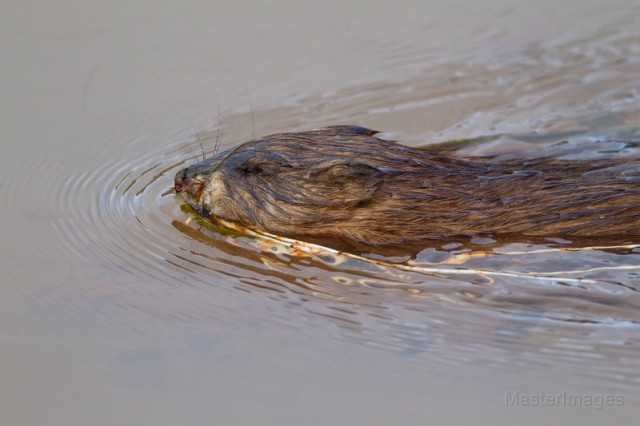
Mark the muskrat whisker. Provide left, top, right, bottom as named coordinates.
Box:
left=186, top=146, right=200, bottom=165
left=186, top=176, right=205, bottom=187
left=179, top=182, right=202, bottom=196
left=214, top=94, right=223, bottom=156
left=209, top=138, right=258, bottom=175
left=250, top=98, right=256, bottom=141
left=245, top=79, right=256, bottom=140
left=176, top=175, right=205, bottom=194
left=190, top=126, right=206, bottom=161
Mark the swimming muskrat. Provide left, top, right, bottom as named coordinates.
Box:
left=175, top=125, right=640, bottom=248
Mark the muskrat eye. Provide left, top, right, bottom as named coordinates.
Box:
left=237, top=163, right=263, bottom=175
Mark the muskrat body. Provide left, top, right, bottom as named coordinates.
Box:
left=175, top=125, right=640, bottom=247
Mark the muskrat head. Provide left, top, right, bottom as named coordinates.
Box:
left=175, top=126, right=394, bottom=239
left=174, top=154, right=225, bottom=217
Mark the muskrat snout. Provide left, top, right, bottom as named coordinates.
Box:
left=174, top=166, right=205, bottom=209
left=174, top=169, right=188, bottom=193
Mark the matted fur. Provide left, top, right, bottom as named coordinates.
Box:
left=175, top=125, right=640, bottom=246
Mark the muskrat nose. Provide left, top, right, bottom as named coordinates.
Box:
left=174, top=169, right=188, bottom=193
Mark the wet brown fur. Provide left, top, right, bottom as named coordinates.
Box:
left=175, top=126, right=640, bottom=247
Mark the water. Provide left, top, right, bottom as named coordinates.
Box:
left=2, top=0, right=640, bottom=424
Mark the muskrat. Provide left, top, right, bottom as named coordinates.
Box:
left=174, top=125, right=640, bottom=248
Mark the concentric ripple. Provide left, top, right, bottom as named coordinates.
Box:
left=43, top=114, right=640, bottom=392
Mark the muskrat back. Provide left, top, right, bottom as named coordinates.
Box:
left=175, top=125, right=640, bottom=247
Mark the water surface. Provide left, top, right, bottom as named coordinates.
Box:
left=2, top=0, right=640, bottom=424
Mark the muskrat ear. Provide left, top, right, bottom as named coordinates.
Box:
left=311, top=161, right=382, bottom=206
left=237, top=160, right=264, bottom=175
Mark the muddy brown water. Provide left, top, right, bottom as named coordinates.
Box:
left=2, top=1, right=640, bottom=425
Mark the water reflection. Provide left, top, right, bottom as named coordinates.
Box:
left=32, top=84, right=637, bottom=401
